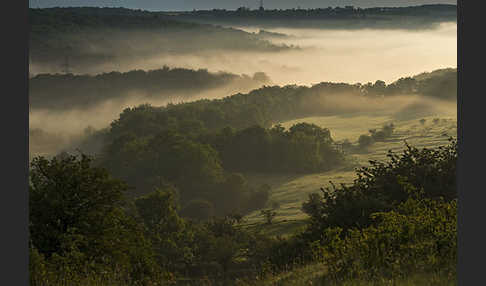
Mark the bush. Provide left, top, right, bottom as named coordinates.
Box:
left=260, top=209, right=277, bottom=225
left=315, top=195, right=457, bottom=282
left=302, top=139, right=457, bottom=239
left=29, top=154, right=161, bottom=284
left=358, top=134, right=374, bottom=149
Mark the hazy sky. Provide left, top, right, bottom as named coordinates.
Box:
left=29, top=0, right=456, bottom=11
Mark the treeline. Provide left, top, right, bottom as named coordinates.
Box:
left=166, top=4, right=456, bottom=30
left=29, top=139, right=457, bottom=285
left=200, top=123, right=344, bottom=173
left=98, top=121, right=345, bottom=216
left=102, top=68, right=456, bottom=139
left=69, top=68, right=456, bottom=216
left=30, top=67, right=270, bottom=110
left=30, top=7, right=292, bottom=70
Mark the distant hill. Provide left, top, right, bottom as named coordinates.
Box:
left=29, top=7, right=293, bottom=72
left=29, top=67, right=271, bottom=110
left=162, top=4, right=457, bottom=30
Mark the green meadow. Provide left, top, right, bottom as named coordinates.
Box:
left=242, top=113, right=457, bottom=236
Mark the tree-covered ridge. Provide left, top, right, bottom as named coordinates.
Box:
left=29, top=7, right=292, bottom=70
left=29, top=7, right=200, bottom=33
left=165, top=4, right=456, bottom=30
left=105, top=68, right=456, bottom=140
left=29, top=67, right=271, bottom=110
left=98, top=122, right=345, bottom=217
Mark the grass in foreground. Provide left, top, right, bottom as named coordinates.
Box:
left=236, top=264, right=455, bottom=286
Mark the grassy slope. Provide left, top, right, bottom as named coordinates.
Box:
left=241, top=113, right=457, bottom=236
left=237, top=263, right=456, bottom=286
left=238, top=113, right=456, bottom=285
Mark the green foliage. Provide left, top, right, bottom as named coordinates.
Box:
left=28, top=139, right=458, bottom=285
left=134, top=187, right=196, bottom=273
left=358, top=123, right=395, bottom=149
left=100, top=117, right=342, bottom=218
left=101, top=129, right=225, bottom=198
left=302, top=139, right=456, bottom=240
left=314, top=196, right=456, bottom=282
left=29, top=154, right=161, bottom=284
left=209, top=123, right=344, bottom=173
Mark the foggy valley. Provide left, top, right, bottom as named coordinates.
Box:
left=28, top=4, right=458, bottom=286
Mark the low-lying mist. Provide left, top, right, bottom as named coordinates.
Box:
left=30, top=23, right=456, bottom=86
left=29, top=22, right=456, bottom=157
left=30, top=80, right=266, bottom=133
left=177, top=22, right=457, bottom=86
left=30, top=87, right=456, bottom=157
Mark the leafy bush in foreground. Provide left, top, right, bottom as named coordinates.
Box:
left=302, top=139, right=456, bottom=240
left=29, top=154, right=165, bottom=285
left=314, top=194, right=456, bottom=282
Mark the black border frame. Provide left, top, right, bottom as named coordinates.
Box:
left=6, top=0, right=477, bottom=285
left=4, top=0, right=29, bottom=284
left=457, top=1, right=483, bottom=285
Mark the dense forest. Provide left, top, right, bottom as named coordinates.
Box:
left=29, top=7, right=293, bottom=72
left=29, top=139, right=457, bottom=285
left=164, top=4, right=457, bottom=30
left=29, top=67, right=270, bottom=110
left=92, top=120, right=346, bottom=215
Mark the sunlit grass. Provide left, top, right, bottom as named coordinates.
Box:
left=243, top=114, right=457, bottom=237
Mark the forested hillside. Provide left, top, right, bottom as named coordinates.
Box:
left=29, top=7, right=292, bottom=73
left=29, top=67, right=270, bottom=110
left=164, top=4, right=457, bottom=30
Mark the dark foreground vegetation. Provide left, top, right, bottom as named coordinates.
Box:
left=29, top=139, right=457, bottom=285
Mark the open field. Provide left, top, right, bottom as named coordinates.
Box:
left=242, top=113, right=457, bottom=235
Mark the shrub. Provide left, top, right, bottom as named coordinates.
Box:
left=315, top=195, right=457, bottom=282
left=302, top=139, right=457, bottom=240
left=260, top=209, right=277, bottom=225
left=358, top=134, right=374, bottom=149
